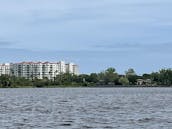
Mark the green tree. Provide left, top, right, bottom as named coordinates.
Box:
left=119, top=77, right=129, bottom=85
left=159, top=69, right=172, bottom=85
left=104, top=67, right=119, bottom=84
left=89, top=73, right=98, bottom=83
left=125, top=68, right=138, bottom=85
left=142, top=74, right=151, bottom=79
left=125, top=68, right=136, bottom=76
left=0, top=75, right=11, bottom=87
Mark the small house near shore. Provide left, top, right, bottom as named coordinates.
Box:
left=137, top=79, right=152, bottom=86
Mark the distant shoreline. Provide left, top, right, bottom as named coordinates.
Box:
left=1, top=68, right=172, bottom=88
left=0, top=85, right=172, bottom=88
left=93, top=85, right=172, bottom=87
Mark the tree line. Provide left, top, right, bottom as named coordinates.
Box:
left=0, top=68, right=172, bottom=88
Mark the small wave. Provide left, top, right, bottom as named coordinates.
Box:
left=59, top=100, right=68, bottom=103
left=104, top=126, right=114, bottom=128
left=59, top=123, right=72, bottom=126
left=82, top=125, right=93, bottom=128
left=138, top=118, right=155, bottom=123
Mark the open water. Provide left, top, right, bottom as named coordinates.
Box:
left=0, top=88, right=172, bottom=129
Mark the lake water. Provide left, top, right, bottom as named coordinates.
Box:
left=0, top=88, right=172, bottom=129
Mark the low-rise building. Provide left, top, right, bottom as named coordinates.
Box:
left=137, top=79, right=152, bottom=86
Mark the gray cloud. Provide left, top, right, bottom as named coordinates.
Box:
left=93, top=43, right=140, bottom=49
left=92, top=42, right=172, bottom=53
left=0, top=40, right=14, bottom=46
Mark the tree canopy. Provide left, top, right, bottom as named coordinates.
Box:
left=0, top=68, right=172, bottom=87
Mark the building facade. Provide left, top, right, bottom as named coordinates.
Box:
left=9, top=61, right=79, bottom=80
left=0, top=63, right=10, bottom=76
left=66, top=63, right=79, bottom=75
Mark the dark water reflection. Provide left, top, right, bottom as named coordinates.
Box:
left=0, top=88, right=172, bottom=129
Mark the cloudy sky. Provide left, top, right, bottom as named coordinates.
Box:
left=0, top=0, right=172, bottom=74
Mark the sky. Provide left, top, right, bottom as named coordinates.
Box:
left=0, top=0, right=172, bottom=74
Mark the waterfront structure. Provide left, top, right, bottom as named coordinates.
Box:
left=65, top=63, right=79, bottom=75
left=0, top=61, right=79, bottom=80
left=10, top=61, right=79, bottom=80
left=0, top=63, right=10, bottom=76
left=137, top=79, right=152, bottom=86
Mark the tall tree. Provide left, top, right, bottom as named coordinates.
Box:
left=125, top=68, right=138, bottom=85
left=125, top=68, right=136, bottom=76
left=104, top=67, right=119, bottom=84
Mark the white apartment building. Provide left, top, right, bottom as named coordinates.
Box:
left=73, top=65, right=79, bottom=75
left=0, top=63, right=10, bottom=76
left=59, top=61, right=66, bottom=73
left=66, top=63, right=79, bottom=75
left=11, top=62, right=44, bottom=79
left=66, top=63, right=74, bottom=74
left=10, top=61, right=79, bottom=80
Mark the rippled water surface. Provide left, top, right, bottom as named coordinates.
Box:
left=0, top=88, right=172, bottom=129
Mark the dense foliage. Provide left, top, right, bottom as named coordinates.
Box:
left=0, top=68, right=172, bottom=88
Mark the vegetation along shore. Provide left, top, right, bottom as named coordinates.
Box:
left=0, top=68, right=172, bottom=88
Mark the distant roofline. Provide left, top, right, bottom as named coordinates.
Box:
left=7, top=61, right=77, bottom=65
left=0, top=63, right=10, bottom=66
